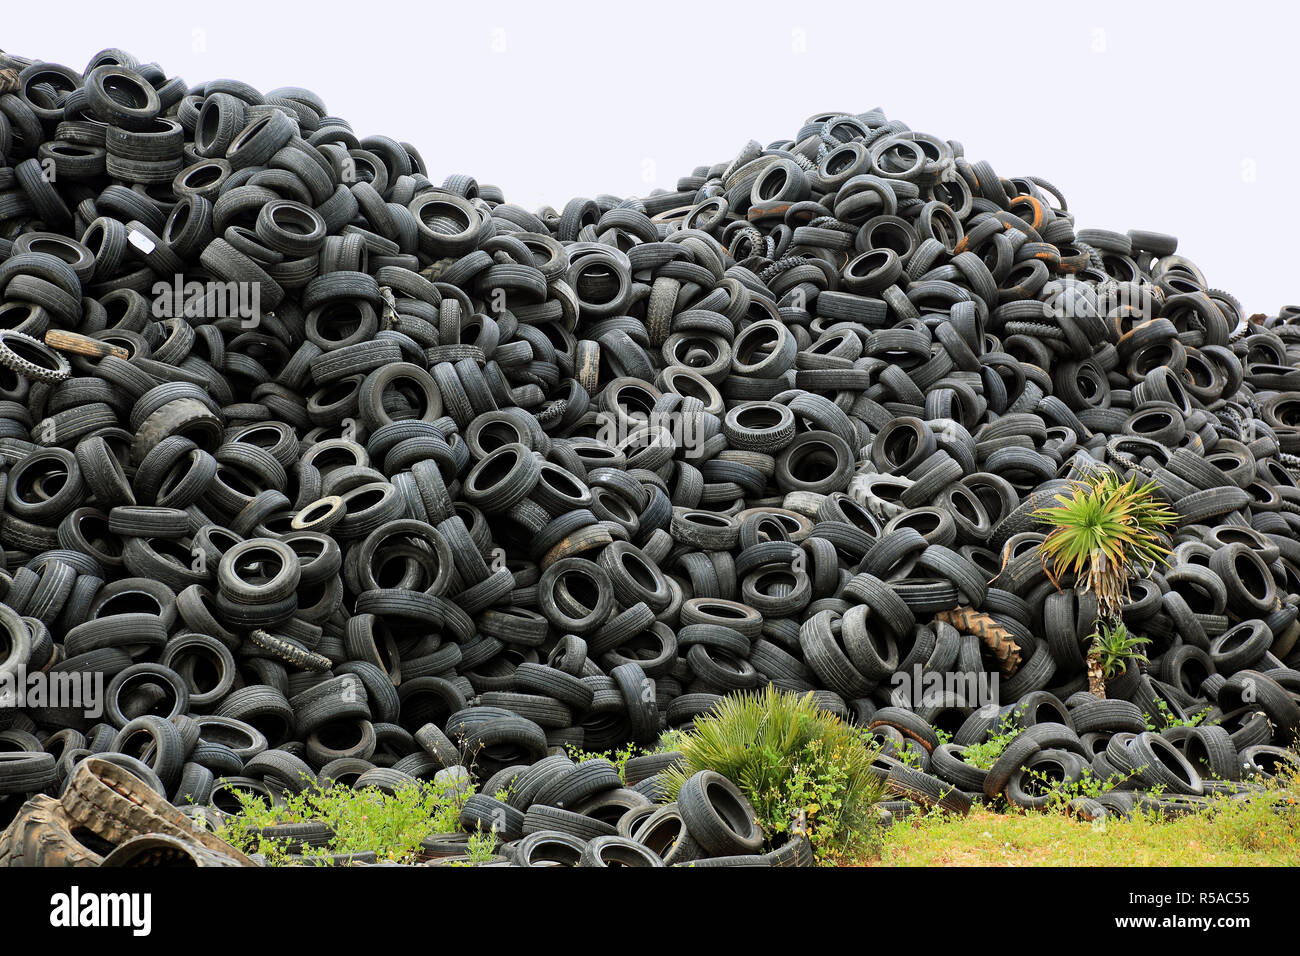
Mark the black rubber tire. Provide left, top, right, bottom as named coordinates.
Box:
left=522, top=805, right=617, bottom=841
left=1069, top=699, right=1146, bottom=735
left=1127, top=732, right=1204, bottom=796
left=930, top=742, right=991, bottom=792
left=512, top=829, right=587, bottom=867
left=579, top=834, right=665, bottom=867
left=869, top=706, right=943, bottom=753
left=1183, top=725, right=1238, bottom=782
left=513, top=663, right=596, bottom=711
left=0, top=752, right=58, bottom=796
left=532, top=759, right=623, bottom=810
left=677, top=769, right=765, bottom=856
left=611, top=662, right=660, bottom=745
left=1238, top=745, right=1300, bottom=780
left=1219, top=670, right=1300, bottom=746
left=414, top=723, right=461, bottom=770
left=631, top=802, right=704, bottom=865
left=459, top=793, right=525, bottom=841
left=885, top=763, right=973, bottom=815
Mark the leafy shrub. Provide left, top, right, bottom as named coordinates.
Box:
left=565, top=741, right=645, bottom=781
left=662, top=686, right=885, bottom=864
left=218, top=777, right=469, bottom=865
left=1144, top=696, right=1207, bottom=731
left=958, top=707, right=1024, bottom=770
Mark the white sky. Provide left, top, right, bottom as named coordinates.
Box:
left=6, top=0, right=1296, bottom=315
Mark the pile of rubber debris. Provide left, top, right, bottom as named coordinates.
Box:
left=1, top=44, right=1299, bottom=866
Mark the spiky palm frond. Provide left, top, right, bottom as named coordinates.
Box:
left=1034, top=471, right=1176, bottom=615
left=1088, top=621, right=1151, bottom=679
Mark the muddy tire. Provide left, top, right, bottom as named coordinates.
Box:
left=0, top=795, right=110, bottom=867
left=59, top=756, right=255, bottom=865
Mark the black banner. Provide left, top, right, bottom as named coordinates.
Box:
left=1, top=865, right=1276, bottom=945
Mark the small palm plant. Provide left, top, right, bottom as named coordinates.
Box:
left=1035, top=469, right=1175, bottom=697
left=1087, top=621, right=1151, bottom=697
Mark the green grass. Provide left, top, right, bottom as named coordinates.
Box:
left=868, top=775, right=1300, bottom=866
left=209, top=690, right=1300, bottom=869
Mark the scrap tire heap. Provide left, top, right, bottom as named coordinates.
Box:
left=0, top=45, right=1298, bottom=865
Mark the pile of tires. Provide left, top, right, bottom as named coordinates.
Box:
left=440, top=764, right=805, bottom=867
left=0, top=45, right=1298, bottom=849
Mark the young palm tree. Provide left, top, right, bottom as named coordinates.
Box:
left=1086, top=621, right=1151, bottom=697
left=1035, top=470, right=1175, bottom=697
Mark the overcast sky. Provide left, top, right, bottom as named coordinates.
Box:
left=7, top=0, right=1295, bottom=316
